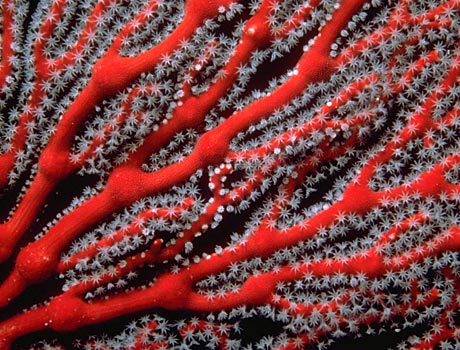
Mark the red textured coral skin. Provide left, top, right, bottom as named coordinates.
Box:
left=0, top=0, right=459, bottom=349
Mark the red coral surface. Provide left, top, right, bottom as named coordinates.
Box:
left=0, top=0, right=459, bottom=349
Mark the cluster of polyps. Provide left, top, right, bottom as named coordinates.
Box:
left=0, top=0, right=460, bottom=349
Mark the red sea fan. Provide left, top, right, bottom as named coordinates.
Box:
left=0, top=0, right=460, bottom=349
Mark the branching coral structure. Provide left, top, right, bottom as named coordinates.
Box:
left=0, top=0, right=460, bottom=349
